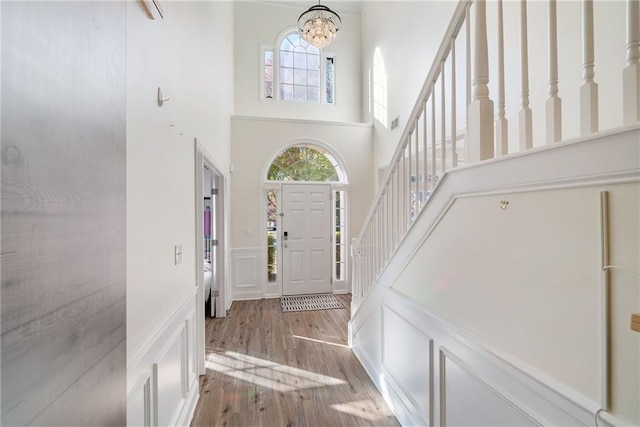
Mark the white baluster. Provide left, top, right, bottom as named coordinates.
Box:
left=465, top=5, right=472, bottom=165
left=431, top=81, right=437, bottom=190
left=546, top=0, right=562, bottom=143
left=624, top=0, right=640, bottom=123
left=374, top=212, right=378, bottom=279
left=390, top=170, right=396, bottom=249
left=388, top=183, right=392, bottom=253
left=581, top=0, right=599, bottom=135
left=415, top=122, right=420, bottom=213
left=441, top=62, right=447, bottom=172
left=468, top=0, right=495, bottom=162
left=496, top=0, right=509, bottom=155
left=519, top=0, right=533, bottom=150
left=422, top=105, right=428, bottom=201
left=396, top=163, right=401, bottom=242
left=451, top=37, right=458, bottom=167
left=402, top=150, right=407, bottom=234
left=408, top=135, right=413, bottom=223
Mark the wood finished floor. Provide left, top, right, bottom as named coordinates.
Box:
left=190, top=295, right=399, bottom=427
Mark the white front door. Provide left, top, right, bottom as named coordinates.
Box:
left=282, top=184, right=332, bottom=295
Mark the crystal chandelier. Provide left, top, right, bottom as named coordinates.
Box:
left=298, top=2, right=342, bottom=49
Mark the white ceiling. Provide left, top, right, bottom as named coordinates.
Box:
left=260, top=1, right=364, bottom=16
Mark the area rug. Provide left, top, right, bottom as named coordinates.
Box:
left=280, top=294, right=345, bottom=312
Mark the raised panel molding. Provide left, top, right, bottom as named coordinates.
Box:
left=349, top=286, right=626, bottom=427
left=155, top=329, right=184, bottom=427
left=127, top=291, right=199, bottom=427
left=381, top=305, right=433, bottom=426
left=127, top=375, right=151, bottom=427
left=231, top=248, right=262, bottom=300
left=439, top=347, right=539, bottom=427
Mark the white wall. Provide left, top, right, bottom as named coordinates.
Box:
left=230, top=116, right=372, bottom=296
left=234, top=1, right=362, bottom=122
left=360, top=1, right=457, bottom=177
left=126, top=0, right=234, bottom=420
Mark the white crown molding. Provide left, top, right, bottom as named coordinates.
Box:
left=257, top=0, right=363, bottom=17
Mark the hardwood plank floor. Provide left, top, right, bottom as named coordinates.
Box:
left=191, top=295, right=399, bottom=427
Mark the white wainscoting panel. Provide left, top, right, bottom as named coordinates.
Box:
left=127, top=376, right=150, bottom=427
left=381, top=305, right=433, bottom=426
left=128, top=291, right=199, bottom=427
left=155, top=330, right=185, bottom=427
left=440, top=348, right=537, bottom=427
left=349, top=286, right=625, bottom=427
left=231, top=248, right=262, bottom=300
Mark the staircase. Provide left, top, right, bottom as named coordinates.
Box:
left=349, top=1, right=640, bottom=425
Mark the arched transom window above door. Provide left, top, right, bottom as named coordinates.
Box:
left=266, top=144, right=346, bottom=183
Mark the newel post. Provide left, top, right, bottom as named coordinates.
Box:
left=624, top=0, right=640, bottom=124
left=468, top=0, right=495, bottom=162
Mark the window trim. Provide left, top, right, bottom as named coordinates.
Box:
left=373, top=47, right=388, bottom=127
left=260, top=28, right=337, bottom=105
left=260, top=43, right=276, bottom=101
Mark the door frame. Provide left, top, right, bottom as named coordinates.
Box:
left=261, top=181, right=350, bottom=297
left=195, top=139, right=228, bottom=376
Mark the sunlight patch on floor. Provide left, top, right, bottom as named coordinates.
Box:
left=292, top=334, right=350, bottom=348
left=331, top=399, right=395, bottom=421
left=205, top=351, right=345, bottom=392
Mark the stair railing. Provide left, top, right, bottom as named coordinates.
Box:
left=351, top=0, right=640, bottom=312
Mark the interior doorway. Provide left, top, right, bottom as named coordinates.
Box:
left=195, top=139, right=227, bottom=376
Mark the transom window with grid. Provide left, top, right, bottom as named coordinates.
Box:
left=262, top=29, right=335, bottom=104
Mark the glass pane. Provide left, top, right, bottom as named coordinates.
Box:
left=293, top=52, right=307, bottom=69
left=337, top=262, right=345, bottom=280
left=266, top=145, right=342, bottom=182
left=267, top=190, right=277, bottom=223
left=281, top=84, right=293, bottom=100
left=265, top=81, right=273, bottom=98
left=281, top=67, right=293, bottom=84
left=267, top=190, right=278, bottom=283
left=294, top=85, right=307, bottom=101
left=281, top=51, right=293, bottom=68
left=308, top=53, right=319, bottom=69
left=264, top=65, right=273, bottom=83
left=308, top=70, right=319, bottom=87
left=326, top=57, right=334, bottom=104
left=287, top=34, right=301, bottom=46
left=307, top=86, right=319, bottom=102
left=306, top=43, right=319, bottom=55
left=294, top=69, right=306, bottom=85
left=281, top=38, right=294, bottom=52
left=264, top=50, right=273, bottom=66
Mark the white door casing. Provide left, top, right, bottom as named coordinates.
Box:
left=282, top=184, right=332, bottom=295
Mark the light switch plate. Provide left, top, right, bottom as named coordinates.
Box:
left=175, top=245, right=182, bottom=265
